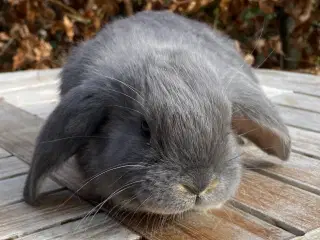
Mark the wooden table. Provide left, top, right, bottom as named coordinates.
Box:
left=0, top=68, right=319, bottom=240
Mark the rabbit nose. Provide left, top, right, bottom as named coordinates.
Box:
left=180, top=179, right=210, bottom=195
left=178, top=178, right=219, bottom=195
left=182, top=183, right=207, bottom=195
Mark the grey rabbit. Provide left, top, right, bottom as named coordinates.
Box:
left=23, top=10, right=291, bottom=215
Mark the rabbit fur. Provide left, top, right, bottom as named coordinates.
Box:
left=23, top=10, right=291, bottom=215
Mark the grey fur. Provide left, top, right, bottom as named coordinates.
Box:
left=23, top=10, right=291, bottom=214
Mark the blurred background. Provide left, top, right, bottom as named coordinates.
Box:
left=0, top=0, right=319, bottom=75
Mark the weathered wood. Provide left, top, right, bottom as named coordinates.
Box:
left=23, top=100, right=57, bottom=119
left=0, top=68, right=60, bottom=94
left=278, top=105, right=320, bottom=133
left=234, top=170, right=320, bottom=235
left=256, top=69, right=320, bottom=97
left=0, top=191, right=139, bottom=240
left=117, top=209, right=265, bottom=240
left=0, top=190, right=96, bottom=239
left=242, top=146, right=320, bottom=195
left=0, top=174, right=62, bottom=207
left=174, top=212, right=264, bottom=240
left=0, top=96, right=296, bottom=238
left=18, top=213, right=141, bottom=240
left=289, top=126, right=320, bottom=159
left=1, top=68, right=319, bottom=239
left=210, top=204, right=294, bottom=240
left=1, top=83, right=58, bottom=116
left=291, top=228, right=320, bottom=240
left=0, top=147, right=11, bottom=158
left=0, top=156, right=29, bottom=180
left=272, top=93, right=320, bottom=114
left=0, top=101, right=141, bottom=239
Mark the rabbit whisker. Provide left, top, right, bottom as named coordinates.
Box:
left=256, top=48, right=275, bottom=69
left=108, top=191, right=141, bottom=221
left=109, top=105, right=144, bottom=115
left=108, top=88, right=147, bottom=111
left=238, top=127, right=259, bottom=137
left=223, top=18, right=266, bottom=91
left=76, top=180, right=144, bottom=230
left=58, top=164, right=147, bottom=208
left=90, top=70, right=145, bottom=100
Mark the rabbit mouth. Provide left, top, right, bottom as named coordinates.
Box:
left=192, top=199, right=225, bottom=211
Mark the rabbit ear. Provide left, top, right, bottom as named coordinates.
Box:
left=230, top=82, right=291, bottom=161
left=23, top=82, right=111, bottom=205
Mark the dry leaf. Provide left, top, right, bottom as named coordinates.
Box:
left=63, top=15, right=74, bottom=41
left=244, top=54, right=255, bottom=65
left=259, top=0, right=274, bottom=14
left=254, top=39, right=266, bottom=54
left=220, top=0, right=231, bottom=11
left=12, top=48, right=26, bottom=70
left=0, top=32, right=10, bottom=41
left=269, top=36, right=284, bottom=55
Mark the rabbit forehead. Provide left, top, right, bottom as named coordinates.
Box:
left=141, top=87, right=231, bottom=165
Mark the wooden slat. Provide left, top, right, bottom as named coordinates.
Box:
left=210, top=204, right=294, bottom=240
left=0, top=99, right=295, bottom=239
left=0, top=147, right=11, bottom=158
left=272, top=93, right=320, bottom=114
left=0, top=174, right=62, bottom=207
left=0, top=68, right=60, bottom=94
left=119, top=209, right=266, bottom=240
left=122, top=203, right=294, bottom=240
left=242, top=146, right=320, bottom=195
left=0, top=77, right=58, bottom=118
left=22, top=100, right=57, bottom=119
left=256, top=69, right=320, bottom=97
left=234, top=170, right=320, bottom=235
left=1, top=83, right=58, bottom=107
left=0, top=190, right=94, bottom=239
left=291, top=228, right=320, bottom=240
left=0, top=101, right=141, bottom=239
left=174, top=212, right=264, bottom=240
left=278, top=105, right=320, bottom=133
left=18, top=213, right=140, bottom=240
left=0, top=156, right=29, bottom=180
left=289, top=127, right=320, bottom=159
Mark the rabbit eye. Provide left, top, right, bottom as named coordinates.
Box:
left=141, top=120, right=150, bottom=138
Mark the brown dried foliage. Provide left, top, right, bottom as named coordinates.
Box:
left=0, top=0, right=319, bottom=74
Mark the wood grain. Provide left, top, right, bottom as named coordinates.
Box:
left=0, top=156, right=29, bottom=180
left=278, top=105, right=320, bottom=133
left=242, top=145, right=320, bottom=195
left=0, top=190, right=95, bottom=239
left=0, top=101, right=141, bottom=239
left=115, top=209, right=266, bottom=240
left=0, top=174, right=62, bottom=207
left=210, top=204, right=294, bottom=240
left=291, top=228, right=320, bottom=240
left=0, top=98, right=296, bottom=239
left=272, top=93, right=320, bottom=114
left=18, top=213, right=140, bottom=240
left=256, top=69, right=320, bottom=97
left=0, top=147, right=11, bottom=158
left=2, top=83, right=58, bottom=118
left=0, top=68, right=59, bottom=94
left=234, top=170, right=320, bottom=235
left=289, top=126, right=320, bottom=159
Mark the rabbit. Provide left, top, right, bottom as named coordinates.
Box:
left=23, top=10, right=291, bottom=215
